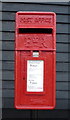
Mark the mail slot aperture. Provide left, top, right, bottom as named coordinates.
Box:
left=18, top=28, right=53, bottom=34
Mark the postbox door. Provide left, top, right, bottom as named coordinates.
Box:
left=15, top=50, right=55, bottom=109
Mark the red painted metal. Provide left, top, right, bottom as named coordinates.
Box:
left=15, top=12, right=56, bottom=109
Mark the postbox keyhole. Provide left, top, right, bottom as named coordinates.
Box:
left=33, top=51, right=39, bottom=57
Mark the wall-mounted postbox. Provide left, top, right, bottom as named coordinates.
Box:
left=15, top=12, right=56, bottom=109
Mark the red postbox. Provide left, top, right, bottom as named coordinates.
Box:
left=15, top=12, right=56, bottom=109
